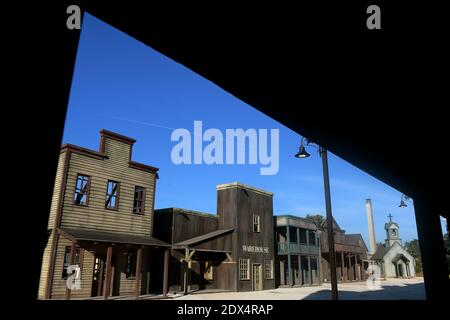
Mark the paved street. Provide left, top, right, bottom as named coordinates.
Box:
left=173, top=278, right=425, bottom=300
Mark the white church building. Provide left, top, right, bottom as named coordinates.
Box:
left=370, top=214, right=416, bottom=278
left=365, top=199, right=416, bottom=278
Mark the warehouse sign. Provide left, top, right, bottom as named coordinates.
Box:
left=242, top=245, right=269, bottom=254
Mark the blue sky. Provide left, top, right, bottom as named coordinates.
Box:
left=62, top=13, right=446, bottom=246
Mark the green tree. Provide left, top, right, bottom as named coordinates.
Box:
left=306, top=214, right=324, bottom=228
left=444, top=233, right=450, bottom=253
left=405, top=239, right=422, bottom=273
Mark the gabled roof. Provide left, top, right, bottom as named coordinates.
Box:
left=370, top=241, right=411, bottom=261
left=320, top=217, right=342, bottom=232
left=345, top=234, right=368, bottom=252
left=392, top=253, right=411, bottom=263
left=371, top=243, right=389, bottom=260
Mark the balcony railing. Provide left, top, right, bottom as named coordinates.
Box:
left=277, top=242, right=319, bottom=255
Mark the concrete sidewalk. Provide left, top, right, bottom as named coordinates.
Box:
left=174, top=278, right=425, bottom=300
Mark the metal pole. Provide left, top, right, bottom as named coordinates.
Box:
left=321, top=147, right=338, bottom=300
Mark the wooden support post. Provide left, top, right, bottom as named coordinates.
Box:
left=347, top=254, right=352, bottom=281
left=317, top=233, right=323, bottom=284
left=135, top=247, right=143, bottom=298
left=183, top=248, right=189, bottom=295
left=286, top=225, right=292, bottom=286
left=97, top=259, right=104, bottom=296
left=162, top=248, right=170, bottom=296
left=103, top=245, right=113, bottom=299
left=187, top=261, right=192, bottom=292
left=354, top=254, right=359, bottom=280
left=307, top=256, right=312, bottom=285
left=65, top=240, right=78, bottom=300
left=341, top=252, right=345, bottom=281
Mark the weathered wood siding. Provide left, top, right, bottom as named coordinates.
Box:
left=217, top=183, right=276, bottom=292
left=39, top=151, right=67, bottom=299
left=172, top=210, right=218, bottom=244
left=50, top=234, right=95, bottom=299
left=47, top=152, right=67, bottom=229
left=38, top=231, right=54, bottom=299
left=117, top=253, right=142, bottom=296
left=60, top=138, right=156, bottom=237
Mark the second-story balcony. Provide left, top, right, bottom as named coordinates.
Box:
left=277, top=242, right=319, bottom=255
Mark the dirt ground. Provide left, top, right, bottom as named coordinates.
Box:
left=172, top=277, right=425, bottom=300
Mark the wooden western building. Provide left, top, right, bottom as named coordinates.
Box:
left=38, top=130, right=370, bottom=299
left=38, top=130, right=171, bottom=299
left=153, top=182, right=276, bottom=293
left=319, top=218, right=369, bottom=283
left=275, top=215, right=322, bottom=287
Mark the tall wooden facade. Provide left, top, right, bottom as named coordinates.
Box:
left=38, top=130, right=170, bottom=299
left=217, top=183, right=276, bottom=292
left=153, top=183, right=276, bottom=293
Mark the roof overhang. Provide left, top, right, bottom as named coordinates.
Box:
left=58, top=228, right=171, bottom=247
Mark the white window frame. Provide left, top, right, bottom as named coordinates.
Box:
left=253, top=214, right=261, bottom=233
left=239, top=258, right=250, bottom=280
left=264, top=259, right=274, bottom=279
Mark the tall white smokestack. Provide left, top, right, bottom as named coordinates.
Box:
left=365, top=199, right=377, bottom=256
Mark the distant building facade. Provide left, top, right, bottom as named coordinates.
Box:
left=320, top=218, right=369, bottom=283
left=274, top=215, right=321, bottom=287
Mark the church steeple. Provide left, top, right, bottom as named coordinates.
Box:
left=385, top=214, right=402, bottom=247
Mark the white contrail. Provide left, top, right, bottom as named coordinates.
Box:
left=97, top=114, right=176, bottom=131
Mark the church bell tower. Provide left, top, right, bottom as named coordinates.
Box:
left=385, top=214, right=402, bottom=247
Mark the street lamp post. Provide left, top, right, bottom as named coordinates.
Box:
left=295, top=137, right=339, bottom=300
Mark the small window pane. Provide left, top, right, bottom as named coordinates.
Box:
left=126, top=253, right=137, bottom=278
left=74, top=174, right=90, bottom=206
left=264, top=260, right=273, bottom=279
left=105, top=180, right=119, bottom=209
left=253, top=215, right=261, bottom=233
left=62, top=246, right=81, bottom=279
left=239, top=258, right=250, bottom=280
left=133, top=186, right=145, bottom=214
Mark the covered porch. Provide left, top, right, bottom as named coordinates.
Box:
left=392, top=254, right=413, bottom=278
left=170, top=228, right=234, bottom=294
left=57, top=227, right=171, bottom=300
left=321, top=250, right=366, bottom=283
